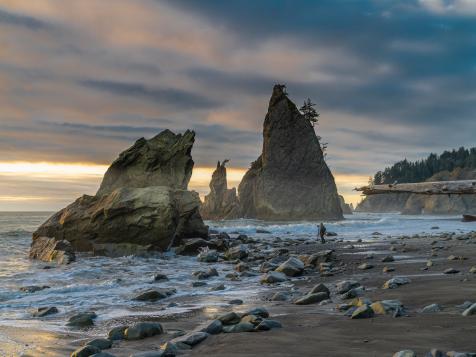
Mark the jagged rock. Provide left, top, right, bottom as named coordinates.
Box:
left=339, top=195, right=353, bottom=214
left=200, top=160, right=241, bottom=220
left=29, top=237, right=75, bottom=264
left=275, top=257, right=304, bottom=276
left=97, top=129, right=195, bottom=195
left=238, top=85, right=343, bottom=221
left=30, top=130, right=208, bottom=258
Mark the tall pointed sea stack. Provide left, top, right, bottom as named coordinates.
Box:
left=238, top=85, right=343, bottom=220
left=200, top=160, right=241, bottom=220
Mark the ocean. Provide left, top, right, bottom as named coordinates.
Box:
left=0, top=211, right=474, bottom=336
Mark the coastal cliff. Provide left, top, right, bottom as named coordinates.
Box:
left=31, top=130, right=208, bottom=261
left=238, top=85, right=343, bottom=221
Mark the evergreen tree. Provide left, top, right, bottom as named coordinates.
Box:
left=300, top=98, right=319, bottom=127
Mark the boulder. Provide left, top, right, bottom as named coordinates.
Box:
left=260, top=271, right=287, bottom=284
left=309, top=283, right=330, bottom=296
left=238, top=85, right=343, bottom=221
left=336, top=280, right=360, bottom=294
left=200, top=160, right=241, bottom=220
left=85, top=339, right=112, bottom=350
left=67, top=312, right=97, bottom=328
left=225, top=245, right=249, bottom=260
left=223, top=322, right=255, bottom=333
left=172, top=331, right=209, bottom=346
left=125, top=322, right=163, bottom=340
left=176, top=238, right=215, bottom=256
left=351, top=304, right=374, bottom=319
left=71, top=345, right=101, bottom=357
left=255, top=319, right=282, bottom=331
left=30, top=130, right=208, bottom=259
left=107, top=326, right=127, bottom=340
left=199, top=320, right=223, bottom=335
left=275, top=257, right=304, bottom=277
left=29, top=237, right=75, bottom=264
left=295, top=292, right=329, bottom=305
left=217, top=312, right=241, bottom=325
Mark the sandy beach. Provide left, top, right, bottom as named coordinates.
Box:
left=6, top=228, right=476, bottom=357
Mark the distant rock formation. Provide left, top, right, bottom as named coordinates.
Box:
left=356, top=167, right=476, bottom=214
left=339, top=195, right=353, bottom=215
left=31, top=130, right=208, bottom=261
left=238, top=85, right=343, bottom=221
left=200, top=160, right=241, bottom=220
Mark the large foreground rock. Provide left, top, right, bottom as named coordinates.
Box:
left=238, top=85, right=343, bottom=220
left=31, top=130, right=208, bottom=260
left=200, top=160, right=241, bottom=220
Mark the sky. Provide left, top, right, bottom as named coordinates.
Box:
left=0, top=0, right=475, bottom=211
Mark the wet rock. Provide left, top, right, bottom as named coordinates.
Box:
left=218, top=312, right=241, bottom=325
left=192, top=281, right=207, bottom=287
left=153, top=273, right=168, bottom=282
left=271, top=291, right=290, bottom=301
left=260, top=261, right=279, bottom=273
left=393, top=351, right=416, bottom=357
left=462, top=302, right=476, bottom=316
left=243, top=307, right=269, bottom=318
left=371, top=300, right=404, bottom=316
left=426, top=349, right=445, bottom=357
left=107, top=326, right=127, bottom=340
left=444, top=268, right=460, bottom=274
left=200, top=320, right=223, bottom=335
left=336, top=280, right=360, bottom=294
left=71, top=345, right=101, bottom=357
left=172, top=331, right=209, bottom=346
left=358, top=263, right=373, bottom=270
left=420, top=303, right=442, bottom=313
left=306, top=250, right=334, bottom=266
left=341, top=287, right=365, bottom=300
left=90, top=353, right=117, bottom=357
left=20, top=285, right=50, bottom=293
left=275, top=257, right=304, bottom=277
left=225, top=245, right=249, bottom=260
left=209, top=284, right=225, bottom=291
left=67, top=312, right=97, bottom=328
left=161, top=341, right=179, bottom=356
left=295, top=292, right=329, bottom=305
left=133, top=289, right=175, bottom=301
left=260, top=271, right=287, bottom=284
left=228, top=299, right=243, bottom=305
left=381, top=255, right=395, bottom=262
left=86, top=338, right=112, bottom=350
left=383, top=277, right=411, bottom=289
left=177, top=238, right=216, bottom=256
left=241, top=314, right=262, bottom=325
left=29, top=237, right=76, bottom=264
left=223, top=322, right=255, bottom=333
left=383, top=266, right=395, bottom=273
left=469, top=266, right=476, bottom=274
left=351, top=304, right=374, bottom=319
left=125, top=322, right=163, bottom=340
left=255, top=319, right=282, bottom=331
left=197, top=249, right=219, bottom=263
left=32, top=306, right=58, bottom=317
left=129, top=352, right=164, bottom=357
left=235, top=262, right=249, bottom=272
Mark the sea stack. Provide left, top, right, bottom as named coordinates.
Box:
left=238, top=85, right=343, bottom=220
left=200, top=160, right=241, bottom=220
left=31, top=130, right=208, bottom=261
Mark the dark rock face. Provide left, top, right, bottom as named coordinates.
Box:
left=238, top=85, right=343, bottom=220
left=31, top=130, right=208, bottom=260
left=339, top=195, right=353, bottom=214
left=355, top=193, right=410, bottom=213
left=97, top=129, right=195, bottom=195
left=200, top=160, right=241, bottom=220
left=29, top=237, right=75, bottom=264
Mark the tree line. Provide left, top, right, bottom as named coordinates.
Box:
left=373, top=147, right=476, bottom=184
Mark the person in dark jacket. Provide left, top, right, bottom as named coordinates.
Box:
left=318, top=222, right=326, bottom=243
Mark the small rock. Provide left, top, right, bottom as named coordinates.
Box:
left=32, top=306, right=58, bottom=317
left=255, top=319, right=282, bottom=331
left=20, top=285, right=50, bottom=293
left=383, top=277, right=411, bottom=289
left=90, top=353, right=117, bottom=357
left=209, top=284, right=225, bottom=291
left=86, top=338, right=112, bottom=350
left=420, top=303, right=441, bottom=314
left=260, top=271, right=287, bottom=284
left=197, top=249, right=219, bottom=263
left=271, top=291, right=290, bottom=301
left=381, top=255, right=395, bottom=262
left=469, top=266, right=476, bottom=274
left=217, top=312, right=241, bottom=325
left=336, top=280, right=360, bottom=294
left=275, top=257, right=305, bottom=277
left=133, top=290, right=167, bottom=301
left=426, top=348, right=445, bottom=357
left=200, top=320, right=222, bottom=335
left=295, top=292, right=329, bottom=305
left=358, top=263, right=373, bottom=270
left=107, top=326, right=127, bottom=340
left=393, top=351, right=416, bottom=357
left=243, top=307, right=269, bottom=318
left=129, top=352, right=164, bottom=357
left=383, top=266, right=395, bottom=273
left=223, top=322, right=255, bottom=333
left=462, top=302, right=476, bottom=316
left=67, top=312, right=97, bottom=328
left=228, top=299, right=243, bottom=305
left=444, top=268, right=460, bottom=274
left=351, top=304, right=374, bottom=319
left=71, top=345, right=101, bottom=357
left=172, top=331, right=209, bottom=346
left=225, top=245, right=249, bottom=260
left=153, top=273, right=168, bottom=281
left=125, top=322, right=163, bottom=340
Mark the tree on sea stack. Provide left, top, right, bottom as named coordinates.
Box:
left=300, top=98, right=319, bottom=127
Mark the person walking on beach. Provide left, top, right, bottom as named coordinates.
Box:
left=318, top=222, right=326, bottom=244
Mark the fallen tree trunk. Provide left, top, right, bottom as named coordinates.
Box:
left=355, top=180, right=476, bottom=195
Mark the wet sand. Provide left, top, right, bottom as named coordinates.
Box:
left=7, top=230, right=476, bottom=357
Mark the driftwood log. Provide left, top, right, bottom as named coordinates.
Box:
left=356, top=180, right=476, bottom=195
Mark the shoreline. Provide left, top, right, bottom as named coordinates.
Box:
left=3, top=227, right=476, bottom=356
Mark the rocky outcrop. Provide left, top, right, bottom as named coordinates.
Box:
left=339, top=195, right=353, bottom=214
left=29, top=236, right=75, bottom=264
left=200, top=160, right=241, bottom=220
left=357, top=168, right=476, bottom=214
left=31, top=130, right=208, bottom=261
left=238, top=85, right=343, bottom=221
left=97, top=129, right=195, bottom=195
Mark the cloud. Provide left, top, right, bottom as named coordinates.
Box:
left=0, top=7, right=51, bottom=30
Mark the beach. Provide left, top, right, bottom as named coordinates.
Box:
left=1, top=212, right=476, bottom=356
